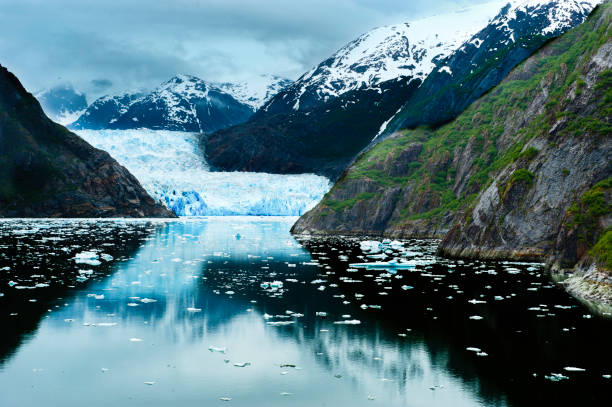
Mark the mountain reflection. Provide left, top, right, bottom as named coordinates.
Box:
left=0, top=218, right=610, bottom=407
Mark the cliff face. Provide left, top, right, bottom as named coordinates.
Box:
left=0, top=65, right=175, bottom=218
left=294, top=2, right=611, bottom=280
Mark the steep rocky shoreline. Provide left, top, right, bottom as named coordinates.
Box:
left=293, top=2, right=611, bottom=306
left=0, top=64, right=175, bottom=218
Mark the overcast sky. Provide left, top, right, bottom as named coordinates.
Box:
left=0, top=0, right=501, bottom=99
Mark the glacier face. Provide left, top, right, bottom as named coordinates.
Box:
left=76, top=129, right=331, bottom=216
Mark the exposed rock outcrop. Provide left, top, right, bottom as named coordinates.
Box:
left=0, top=64, right=175, bottom=218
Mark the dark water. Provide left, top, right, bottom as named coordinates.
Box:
left=0, top=217, right=610, bottom=407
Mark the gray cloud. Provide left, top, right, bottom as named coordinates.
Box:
left=0, top=0, right=502, bottom=100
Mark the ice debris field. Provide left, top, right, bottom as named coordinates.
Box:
left=76, top=129, right=331, bottom=216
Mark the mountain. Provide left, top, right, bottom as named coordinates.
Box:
left=0, top=64, right=175, bottom=217
left=71, top=75, right=254, bottom=132
left=204, top=3, right=504, bottom=178
left=36, top=83, right=87, bottom=125
left=205, top=0, right=598, bottom=179
left=380, top=0, right=603, bottom=135
left=292, top=2, right=611, bottom=303
left=215, top=74, right=292, bottom=110
left=260, top=4, right=504, bottom=115
left=70, top=92, right=143, bottom=130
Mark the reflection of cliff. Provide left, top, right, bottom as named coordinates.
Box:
left=0, top=219, right=159, bottom=365
left=292, top=237, right=612, bottom=407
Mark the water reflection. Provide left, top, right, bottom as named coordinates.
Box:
left=0, top=218, right=610, bottom=406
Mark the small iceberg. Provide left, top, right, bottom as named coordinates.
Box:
left=349, top=259, right=416, bottom=270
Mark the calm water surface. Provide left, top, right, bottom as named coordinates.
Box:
left=0, top=217, right=610, bottom=406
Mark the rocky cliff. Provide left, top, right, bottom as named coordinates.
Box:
left=0, top=64, right=175, bottom=218
left=294, top=1, right=611, bottom=302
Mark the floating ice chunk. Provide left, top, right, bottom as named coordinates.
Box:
left=401, top=285, right=413, bottom=290
left=476, top=352, right=488, bottom=357
left=469, top=315, right=483, bottom=320
left=367, top=395, right=375, bottom=400
left=466, top=347, right=481, bottom=352
left=186, top=307, right=202, bottom=312
left=144, top=381, right=155, bottom=385
left=127, top=303, right=139, bottom=307
left=333, top=319, right=361, bottom=325
left=317, top=286, right=326, bottom=291
left=260, top=282, right=270, bottom=289
left=225, top=290, right=235, bottom=295
left=468, top=299, right=486, bottom=304
left=233, top=362, right=251, bottom=367
left=563, top=367, right=585, bottom=372
left=78, top=269, right=93, bottom=275
left=129, top=338, right=143, bottom=342
left=208, top=346, right=227, bottom=353
left=280, top=392, right=293, bottom=396
left=220, top=397, right=232, bottom=401
left=602, top=374, right=611, bottom=379
left=101, top=368, right=109, bottom=373
left=360, top=241, right=382, bottom=253
left=8, top=281, right=16, bottom=287
left=74, top=251, right=101, bottom=266
left=315, top=312, right=327, bottom=317
left=96, top=322, right=117, bottom=327
left=545, top=373, right=569, bottom=381
left=100, top=253, right=114, bottom=262
left=270, top=281, right=284, bottom=289
left=140, top=298, right=157, bottom=303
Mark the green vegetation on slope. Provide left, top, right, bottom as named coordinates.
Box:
left=319, top=3, right=611, bottom=229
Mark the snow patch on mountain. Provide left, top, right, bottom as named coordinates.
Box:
left=216, top=75, right=292, bottom=110
left=461, top=0, right=602, bottom=52
left=76, top=129, right=330, bottom=216
left=504, top=0, right=602, bottom=34
left=263, top=1, right=505, bottom=112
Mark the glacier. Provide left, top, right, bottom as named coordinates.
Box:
left=76, top=129, right=331, bottom=216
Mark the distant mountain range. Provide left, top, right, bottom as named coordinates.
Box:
left=38, top=74, right=291, bottom=133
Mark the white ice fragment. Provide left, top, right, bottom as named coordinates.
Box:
left=563, top=367, right=585, bottom=372
left=129, top=338, right=143, bottom=342
left=186, top=307, right=202, bottom=312
left=333, top=319, right=361, bottom=325
left=233, top=362, right=251, bottom=367
left=140, top=298, right=157, bottom=303
left=209, top=346, right=227, bottom=353
left=469, top=315, right=483, bottom=320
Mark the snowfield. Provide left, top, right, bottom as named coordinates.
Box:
left=76, top=129, right=331, bottom=216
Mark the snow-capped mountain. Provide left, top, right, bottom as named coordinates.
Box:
left=36, top=84, right=87, bottom=125
left=71, top=75, right=254, bottom=133
left=206, top=0, right=601, bottom=179
left=261, top=2, right=505, bottom=115
left=70, top=92, right=143, bottom=130
left=215, top=74, right=292, bottom=110
left=385, top=0, right=602, bottom=132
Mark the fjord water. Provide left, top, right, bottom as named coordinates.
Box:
left=0, top=218, right=610, bottom=406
